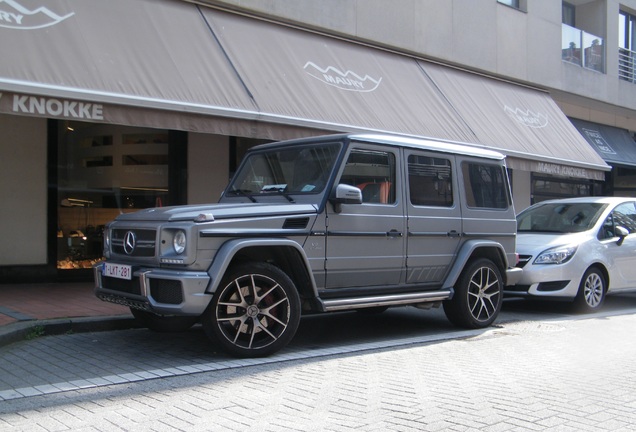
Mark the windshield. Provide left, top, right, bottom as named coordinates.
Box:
left=517, top=202, right=607, bottom=233
left=226, top=143, right=341, bottom=197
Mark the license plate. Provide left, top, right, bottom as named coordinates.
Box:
left=103, top=262, right=133, bottom=280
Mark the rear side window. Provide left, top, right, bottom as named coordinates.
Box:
left=407, top=154, right=453, bottom=207
left=462, top=162, right=509, bottom=209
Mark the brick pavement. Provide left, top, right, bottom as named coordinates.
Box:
left=0, top=282, right=128, bottom=324
left=0, top=310, right=635, bottom=431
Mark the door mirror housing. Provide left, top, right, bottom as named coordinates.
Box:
left=330, top=184, right=362, bottom=212
left=616, top=225, right=629, bottom=245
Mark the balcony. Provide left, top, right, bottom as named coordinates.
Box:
left=619, top=48, right=636, bottom=83
left=562, top=24, right=604, bottom=73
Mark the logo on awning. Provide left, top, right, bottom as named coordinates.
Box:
left=0, top=0, right=74, bottom=30
left=304, top=62, right=382, bottom=92
left=580, top=128, right=617, bottom=155
left=504, top=106, right=548, bottom=128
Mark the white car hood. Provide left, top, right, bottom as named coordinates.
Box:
left=516, top=232, right=589, bottom=255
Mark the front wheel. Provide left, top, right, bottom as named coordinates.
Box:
left=573, top=267, right=606, bottom=313
left=443, top=258, right=503, bottom=329
left=202, top=262, right=301, bottom=358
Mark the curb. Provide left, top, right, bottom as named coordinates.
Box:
left=0, top=315, right=139, bottom=348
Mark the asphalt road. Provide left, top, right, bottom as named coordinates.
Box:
left=1, top=293, right=636, bottom=431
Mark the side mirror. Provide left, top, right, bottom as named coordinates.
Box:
left=330, top=184, right=362, bottom=213
left=616, top=226, right=629, bottom=246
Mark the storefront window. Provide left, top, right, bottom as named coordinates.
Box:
left=612, top=166, right=636, bottom=197
left=57, top=122, right=170, bottom=271
left=531, top=174, right=598, bottom=204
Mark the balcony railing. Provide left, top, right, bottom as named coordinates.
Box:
left=619, top=47, right=636, bottom=83
left=562, top=24, right=605, bottom=73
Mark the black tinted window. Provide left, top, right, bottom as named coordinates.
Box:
left=462, top=162, right=509, bottom=209
left=408, top=154, right=453, bottom=207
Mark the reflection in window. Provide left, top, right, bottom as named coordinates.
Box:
left=463, top=163, right=509, bottom=209
left=58, top=124, right=171, bottom=270
left=619, top=11, right=636, bottom=82
left=340, top=149, right=396, bottom=204
left=531, top=175, right=594, bottom=203
left=609, top=202, right=636, bottom=234
left=408, top=154, right=453, bottom=207
left=228, top=143, right=340, bottom=195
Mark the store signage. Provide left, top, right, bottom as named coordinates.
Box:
left=537, top=162, right=588, bottom=178
left=504, top=106, right=548, bottom=128
left=304, top=61, right=382, bottom=92
left=8, top=94, right=104, bottom=120
left=0, top=0, right=74, bottom=30
left=580, top=127, right=617, bottom=155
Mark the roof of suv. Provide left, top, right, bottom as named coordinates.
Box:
left=251, top=133, right=506, bottom=161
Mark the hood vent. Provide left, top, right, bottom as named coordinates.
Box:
left=283, top=217, right=309, bottom=229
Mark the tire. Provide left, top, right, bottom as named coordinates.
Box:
left=130, top=308, right=198, bottom=333
left=443, top=258, right=503, bottom=329
left=202, top=262, right=301, bottom=358
left=573, top=267, right=606, bottom=313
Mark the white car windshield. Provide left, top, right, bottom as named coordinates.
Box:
left=517, top=202, right=606, bottom=233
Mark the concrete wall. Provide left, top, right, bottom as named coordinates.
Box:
left=0, top=114, right=47, bottom=265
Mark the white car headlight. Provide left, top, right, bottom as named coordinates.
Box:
left=173, top=230, right=187, bottom=255
left=534, top=245, right=578, bottom=265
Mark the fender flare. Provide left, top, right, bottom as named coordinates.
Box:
left=205, top=238, right=319, bottom=296
left=442, top=239, right=509, bottom=289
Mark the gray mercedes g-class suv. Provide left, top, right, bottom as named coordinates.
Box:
left=94, top=134, right=521, bottom=357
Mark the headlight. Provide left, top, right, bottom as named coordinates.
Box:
left=173, top=230, right=186, bottom=254
left=533, top=245, right=577, bottom=265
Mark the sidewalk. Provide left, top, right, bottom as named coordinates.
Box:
left=0, top=282, right=135, bottom=346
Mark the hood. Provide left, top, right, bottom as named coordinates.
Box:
left=516, top=232, right=590, bottom=254
left=113, top=203, right=319, bottom=223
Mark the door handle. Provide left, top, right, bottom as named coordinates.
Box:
left=387, top=230, right=403, bottom=238
left=448, top=230, right=461, bottom=238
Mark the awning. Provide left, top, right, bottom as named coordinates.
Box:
left=0, top=0, right=267, bottom=136
left=199, top=8, right=478, bottom=143
left=0, top=0, right=610, bottom=179
left=199, top=9, right=608, bottom=180
left=569, top=118, right=636, bottom=168
left=418, top=62, right=609, bottom=180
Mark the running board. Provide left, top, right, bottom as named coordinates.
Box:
left=320, top=289, right=453, bottom=312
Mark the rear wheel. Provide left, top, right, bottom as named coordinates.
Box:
left=573, top=267, right=606, bottom=313
left=202, top=262, right=301, bottom=358
left=130, top=308, right=198, bottom=333
left=443, top=258, right=502, bottom=329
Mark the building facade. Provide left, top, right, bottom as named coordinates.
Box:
left=0, top=0, right=634, bottom=282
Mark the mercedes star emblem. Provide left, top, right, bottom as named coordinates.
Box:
left=123, top=231, right=136, bottom=255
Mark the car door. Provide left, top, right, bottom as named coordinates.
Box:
left=602, top=201, right=636, bottom=289
left=324, top=144, right=406, bottom=289
left=404, top=150, right=462, bottom=285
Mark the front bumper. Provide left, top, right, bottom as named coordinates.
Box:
left=503, top=261, right=579, bottom=299
left=93, top=263, right=212, bottom=316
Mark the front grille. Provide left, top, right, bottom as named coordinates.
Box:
left=149, top=279, right=184, bottom=304
left=97, top=293, right=150, bottom=311
left=111, top=229, right=156, bottom=257
left=516, top=254, right=532, bottom=268
left=102, top=276, right=142, bottom=296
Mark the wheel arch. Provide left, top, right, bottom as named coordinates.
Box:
left=206, top=238, right=319, bottom=306
left=585, top=263, right=610, bottom=293
left=443, top=240, right=508, bottom=290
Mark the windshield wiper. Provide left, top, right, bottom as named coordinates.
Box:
left=228, top=188, right=257, bottom=203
